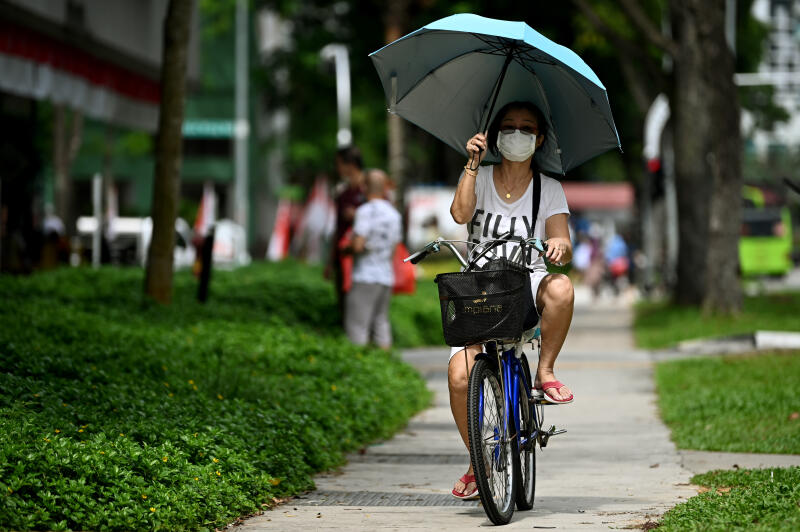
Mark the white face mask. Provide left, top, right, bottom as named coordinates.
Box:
left=497, top=129, right=537, bottom=162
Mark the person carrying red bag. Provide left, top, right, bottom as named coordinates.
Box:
left=328, top=146, right=366, bottom=322
left=340, top=169, right=403, bottom=349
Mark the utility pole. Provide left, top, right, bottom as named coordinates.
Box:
left=234, top=0, right=250, bottom=245
left=643, top=94, right=678, bottom=290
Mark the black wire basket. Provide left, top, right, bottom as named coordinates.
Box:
left=434, top=259, right=534, bottom=347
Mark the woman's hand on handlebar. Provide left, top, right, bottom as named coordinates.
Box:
left=545, top=237, right=571, bottom=266
left=465, top=132, right=488, bottom=168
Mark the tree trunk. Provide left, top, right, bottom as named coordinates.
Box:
left=384, top=0, right=409, bottom=211
left=700, top=2, right=742, bottom=313
left=670, top=0, right=714, bottom=305
left=53, top=105, right=84, bottom=237
left=670, top=0, right=742, bottom=311
left=144, top=0, right=194, bottom=304
left=579, top=0, right=744, bottom=311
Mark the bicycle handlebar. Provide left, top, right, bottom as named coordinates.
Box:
left=404, top=236, right=548, bottom=270
left=406, top=248, right=431, bottom=265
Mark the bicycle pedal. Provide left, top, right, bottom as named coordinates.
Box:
left=537, top=426, right=567, bottom=448
left=531, top=396, right=562, bottom=405
left=530, top=390, right=574, bottom=406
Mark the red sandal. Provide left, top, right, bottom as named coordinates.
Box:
left=451, top=473, right=479, bottom=500
left=537, top=380, right=574, bottom=404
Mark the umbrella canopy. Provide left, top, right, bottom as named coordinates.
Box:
left=370, top=13, right=621, bottom=174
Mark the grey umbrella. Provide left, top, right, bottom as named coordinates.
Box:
left=370, top=13, right=621, bottom=174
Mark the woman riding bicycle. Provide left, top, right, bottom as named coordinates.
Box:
left=449, top=101, right=574, bottom=500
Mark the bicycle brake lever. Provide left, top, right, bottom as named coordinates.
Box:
left=524, top=238, right=547, bottom=254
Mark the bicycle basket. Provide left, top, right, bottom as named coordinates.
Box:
left=434, top=259, right=533, bottom=346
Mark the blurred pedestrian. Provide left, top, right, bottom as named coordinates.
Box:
left=329, top=146, right=366, bottom=320
left=341, top=169, right=402, bottom=349
left=572, top=231, right=592, bottom=275
left=604, top=232, right=629, bottom=294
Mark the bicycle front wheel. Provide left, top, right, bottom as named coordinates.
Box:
left=467, top=358, right=516, bottom=525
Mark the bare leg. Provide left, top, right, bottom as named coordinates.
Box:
left=448, top=345, right=481, bottom=493
left=535, top=274, right=575, bottom=400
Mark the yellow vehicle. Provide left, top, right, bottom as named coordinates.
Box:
left=739, top=186, right=793, bottom=276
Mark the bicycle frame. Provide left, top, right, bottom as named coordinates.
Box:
left=488, top=346, right=542, bottom=442
left=478, top=342, right=539, bottom=456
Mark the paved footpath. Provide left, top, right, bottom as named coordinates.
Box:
left=240, top=290, right=698, bottom=531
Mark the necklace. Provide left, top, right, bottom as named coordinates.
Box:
left=496, top=167, right=530, bottom=200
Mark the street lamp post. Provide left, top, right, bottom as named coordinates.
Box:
left=320, top=44, right=352, bottom=147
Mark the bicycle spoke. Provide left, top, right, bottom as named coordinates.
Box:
left=477, top=374, right=512, bottom=508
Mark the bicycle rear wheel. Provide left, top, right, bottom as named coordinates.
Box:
left=513, top=353, right=536, bottom=510
left=467, top=357, right=516, bottom=525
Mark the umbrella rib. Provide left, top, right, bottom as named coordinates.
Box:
left=513, top=48, right=557, bottom=66
left=471, top=33, right=514, bottom=53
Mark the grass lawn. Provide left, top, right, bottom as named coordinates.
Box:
left=655, top=352, right=800, bottom=454
left=658, top=467, right=800, bottom=531
left=634, top=291, right=800, bottom=349
left=0, top=262, right=431, bottom=531
left=635, top=292, right=800, bottom=528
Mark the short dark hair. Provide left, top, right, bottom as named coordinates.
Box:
left=336, top=145, right=363, bottom=170
left=486, top=101, right=548, bottom=169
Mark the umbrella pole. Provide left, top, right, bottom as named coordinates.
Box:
left=480, top=49, right=515, bottom=133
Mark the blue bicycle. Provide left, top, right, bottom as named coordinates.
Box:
left=407, top=236, right=566, bottom=525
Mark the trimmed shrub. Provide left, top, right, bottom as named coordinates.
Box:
left=0, top=263, right=430, bottom=530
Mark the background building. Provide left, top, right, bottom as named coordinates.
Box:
left=747, top=0, right=800, bottom=155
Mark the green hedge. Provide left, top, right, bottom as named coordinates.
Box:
left=390, top=279, right=443, bottom=348
left=0, top=263, right=431, bottom=530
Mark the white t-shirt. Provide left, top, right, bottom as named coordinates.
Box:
left=352, top=198, right=403, bottom=286
left=464, top=165, right=570, bottom=273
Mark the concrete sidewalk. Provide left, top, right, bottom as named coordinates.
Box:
left=240, top=289, right=700, bottom=530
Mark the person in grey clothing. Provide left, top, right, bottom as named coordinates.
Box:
left=341, top=169, right=402, bottom=349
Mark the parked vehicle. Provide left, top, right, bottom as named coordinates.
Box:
left=76, top=216, right=195, bottom=269
left=739, top=186, right=793, bottom=277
